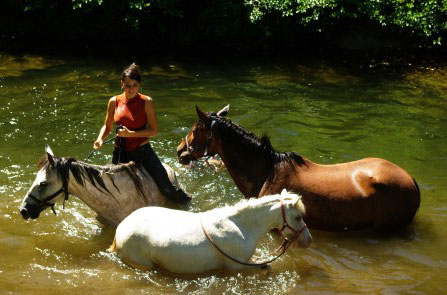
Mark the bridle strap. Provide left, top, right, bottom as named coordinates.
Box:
left=199, top=198, right=306, bottom=268
left=204, top=119, right=216, bottom=157
left=184, top=119, right=218, bottom=173
left=28, top=187, right=64, bottom=204
left=184, top=119, right=216, bottom=158
left=185, top=134, right=190, bottom=151
left=27, top=187, right=65, bottom=215
left=278, top=198, right=308, bottom=249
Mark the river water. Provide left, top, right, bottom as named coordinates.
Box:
left=0, top=53, right=446, bottom=294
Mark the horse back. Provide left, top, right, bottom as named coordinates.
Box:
left=263, top=157, right=420, bottom=231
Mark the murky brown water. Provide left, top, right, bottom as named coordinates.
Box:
left=0, top=53, right=446, bottom=294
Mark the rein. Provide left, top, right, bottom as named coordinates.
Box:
left=85, top=136, right=117, bottom=161
left=199, top=198, right=307, bottom=268
left=85, top=125, right=124, bottom=162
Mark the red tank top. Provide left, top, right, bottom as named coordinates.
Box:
left=114, top=93, right=148, bottom=151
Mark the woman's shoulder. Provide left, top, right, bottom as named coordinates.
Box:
left=140, top=94, right=153, bottom=102
left=107, top=96, right=117, bottom=106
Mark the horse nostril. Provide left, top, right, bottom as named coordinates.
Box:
left=178, top=153, right=191, bottom=165
left=20, top=208, right=30, bottom=220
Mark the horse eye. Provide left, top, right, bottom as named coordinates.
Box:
left=296, top=216, right=302, bottom=222
left=40, top=181, right=48, bottom=187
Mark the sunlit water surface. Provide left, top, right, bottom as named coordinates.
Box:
left=0, top=53, right=446, bottom=294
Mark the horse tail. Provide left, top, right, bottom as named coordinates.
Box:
left=107, top=238, right=117, bottom=253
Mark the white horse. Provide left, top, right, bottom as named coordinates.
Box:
left=109, top=189, right=312, bottom=274
left=19, top=145, right=181, bottom=226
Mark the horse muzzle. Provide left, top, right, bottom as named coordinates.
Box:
left=299, top=236, right=312, bottom=248
left=177, top=150, right=192, bottom=165
left=19, top=203, right=42, bottom=220
left=296, top=232, right=312, bottom=248
left=19, top=207, right=30, bottom=220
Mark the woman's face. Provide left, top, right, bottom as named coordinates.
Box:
left=121, top=77, right=140, bottom=99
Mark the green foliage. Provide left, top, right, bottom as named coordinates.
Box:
left=246, top=0, right=337, bottom=23
left=1, top=0, right=446, bottom=53
left=244, top=0, right=447, bottom=45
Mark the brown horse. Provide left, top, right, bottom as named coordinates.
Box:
left=177, top=105, right=421, bottom=232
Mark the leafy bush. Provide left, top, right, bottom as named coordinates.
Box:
left=1, top=0, right=446, bottom=54
left=245, top=0, right=447, bottom=45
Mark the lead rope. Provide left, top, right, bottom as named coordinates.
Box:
left=85, top=125, right=123, bottom=162
left=84, top=136, right=117, bottom=161
left=199, top=198, right=303, bottom=268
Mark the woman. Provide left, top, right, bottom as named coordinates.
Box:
left=93, top=63, right=190, bottom=203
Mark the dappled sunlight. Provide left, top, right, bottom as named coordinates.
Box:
left=296, top=64, right=361, bottom=85
left=0, top=53, right=64, bottom=78
left=403, top=66, right=447, bottom=100
left=189, top=87, right=225, bottom=100
left=255, top=73, right=294, bottom=87
left=146, top=64, right=193, bottom=80
left=254, top=63, right=361, bottom=89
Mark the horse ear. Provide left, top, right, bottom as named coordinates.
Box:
left=216, top=104, right=230, bottom=117
left=295, top=195, right=306, bottom=215
left=45, top=144, right=55, bottom=167
left=196, top=105, right=211, bottom=124
left=45, top=144, right=54, bottom=156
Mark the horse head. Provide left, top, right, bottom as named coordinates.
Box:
left=279, top=189, right=312, bottom=249
left=19, top=145, right=67, bottom=220
left=177, top=104, right=229, bottom=165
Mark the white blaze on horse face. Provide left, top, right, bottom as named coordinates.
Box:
left=23, top=165, right=62, bottom=205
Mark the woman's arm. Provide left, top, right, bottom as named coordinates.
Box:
left=93, top=97, right=116, bottom=150
left=117, top=96, right=158, bottom=138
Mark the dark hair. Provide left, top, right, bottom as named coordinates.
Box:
left=121, top=63, right=142, bottom=83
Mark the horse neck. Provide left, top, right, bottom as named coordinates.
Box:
left=65, top=161, right=146, bottom=225
left=214, top=127, right=271, bottom=198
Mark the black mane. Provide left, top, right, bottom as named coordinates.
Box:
left=39, top=157, right=147, bottom=202
left=211, top=115, right=306, bottom=167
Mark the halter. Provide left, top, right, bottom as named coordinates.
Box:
left=26, top=157, right=74, bottom=215
left=278, top=198, right=308, bottom=246
left=200, top=197, right=308, bottom=268
left=27, top=187, right=65, bottom=215
left=184, top=119, right=217, bottom=172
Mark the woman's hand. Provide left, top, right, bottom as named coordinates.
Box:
left=93, top=139, right=103, bottom=150
left=117, top=125, right=134, bottom=137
